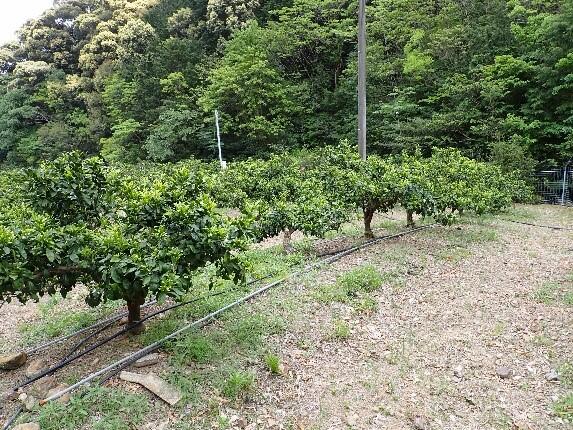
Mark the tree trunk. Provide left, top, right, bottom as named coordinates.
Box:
left=126, top=296, right=145, bottom=335
left=283, top=228, right=295, bottom=254
left=363, top=207, right=375, bottom=238
left=406, top=210, right=415, bottom=227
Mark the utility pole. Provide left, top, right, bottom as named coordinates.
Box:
left=357, top=0, right=367, bottom=160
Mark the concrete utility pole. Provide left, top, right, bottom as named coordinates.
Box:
left=357, top=0, right=367, bottom=160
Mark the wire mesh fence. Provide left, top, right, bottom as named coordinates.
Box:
left=534, top=164, right=572, bottom=205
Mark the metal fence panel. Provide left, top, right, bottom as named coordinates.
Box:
left=534, top=165, right=572, bottom=205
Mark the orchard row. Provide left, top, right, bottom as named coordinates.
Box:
left=0, top=146, right=531, bottom=324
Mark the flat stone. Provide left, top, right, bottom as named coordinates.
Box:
left=134, top=353, right=161, bottom=368
left=46, top=384, right=71, bottom=404
left=25, top=359, right=47, bottom=378
left=413, top=415, right=429, bottom=430
left=29, top=376, right=58, bottom=398
left=12, top=424, right=40, bottom=430
left=496, top=366, right=512, bottom=379
left=453, top=365, right=464, bottom=379
left=545, top=370, right=560, bottom=382
left=0, top=352, right=27, bottom=370
left=120, top=371, right=181, bottom=406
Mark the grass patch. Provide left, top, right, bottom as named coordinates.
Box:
left=19, top=296, right=120, bottom=345
left=491, top=321, right=506, bottom=338
left=220, top=370, right=255, bottom=399
left=34, top=386, right=148, bottom=430
left=328, top=318, right=351, bottom=340
left=338, top=265, right=383, bottom=294
left=170, top=331, right=224, bottom=365
left=532, top=281, right=573, bottom=306
left=264, top=353, right=281, bottom=374
left=314, top=265, right=384, bottom=304
left=553, top=393, right=573, bottom=422
left=559, top=362, right=573, bottom=387
left=225, top=312, right=286, bottom=347
left=353, top=296, right=378, bottom=313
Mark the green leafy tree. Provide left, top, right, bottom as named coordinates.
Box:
left=1, top=153, right=252, bottom=329
left=200, top=22, right=303, bottom=152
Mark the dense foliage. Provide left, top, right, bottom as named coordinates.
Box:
left=0, top=0, right=571, bottom=169
left=0, top=153, right=252, bottom=326
left=0, top=145, right=530, bottom=323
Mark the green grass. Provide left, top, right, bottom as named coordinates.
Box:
left=264, top=353, right=281, bottom=374
left=328, top=318, right=351, bottom=340
left=435, top=247, right=472, bottom=262
left=338, top=265, right=383, bottom=294
left=170, top=331, right=224, bottom=365
left=19, top=296, right=121, bottom=345
left=559, top=362, right=573, bottom=387
left=532, top=281, right=573, bottom=306
left=314, top=265, right=384, bottom=304
left=553, top=393, right=573, bottom=422
left=220, top=370, right=254, bottom=398
left=31, top=387, right=148, bottom=430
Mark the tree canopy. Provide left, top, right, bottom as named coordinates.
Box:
left=0, top=0, right=571, bottom=168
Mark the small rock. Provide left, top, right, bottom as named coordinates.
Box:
left=413, top=415, right=429, bottom=430
left=545, top=370, right=560, bottom=382
left=496, top=366, right=512, bottom=379
left=12, top=424, right=40, bottom=430
left=25, top=359, right=47, bottom=378
left=453, top=365, right=464, bottom=379
left=120, top=371, right=182, bottom=405
left=46, top=384, right=71, bottom=404
left=346, top=412, right=359, bottom=426
left=29, top=376, right=58, bottom=398
left=134, top=353, right=161, bottom=368
left=142, top=421, right=170, bottom=430
left=22, top=394, right=39, bottom=411
left=0, top=352, right=28, bottom=370
left=2, top=389, right=19, bottom=401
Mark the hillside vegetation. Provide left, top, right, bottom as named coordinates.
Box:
left=0, top=0, right=571, bottom=170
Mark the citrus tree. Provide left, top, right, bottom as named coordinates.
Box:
left=0, top=153, right=252, bottom=330
left=315, top=144, right=401, bottom=238
left=213, top=153, right=352, bottom=251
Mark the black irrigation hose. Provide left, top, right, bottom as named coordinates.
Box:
left=59, top=273, right=276, bottom=362
left=499, top=218, right=573, bottom=231
left=38, top=224, right=436, bottom=406
left=59, top=319, right=119, bottom=364
left=11, top=272, right=278, bottom=393
left=1, top=406, right=22, bottom=430
left=25, top=300, right=157, bottom=356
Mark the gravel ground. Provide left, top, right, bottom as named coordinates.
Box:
left=1, top=205, right=572, bottom=429
left=218, top=205, right=573, bottom=429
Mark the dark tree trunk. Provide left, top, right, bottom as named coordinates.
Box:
left=283, top=228, right=295, bottom=254
left=126, top=296, right=145, bottom=334
left=363, top=207, right=375, bottom=238
left=406, top=210, right=415, bottom=227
